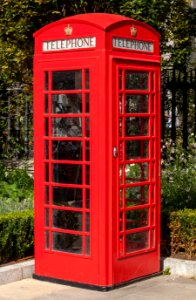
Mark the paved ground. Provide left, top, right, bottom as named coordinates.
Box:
left=0, top=275, right=195, bottom=300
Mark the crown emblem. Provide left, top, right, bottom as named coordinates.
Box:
left=130, top=26, right=137, bottom=37
left=64, top=24, right=73, bottom=36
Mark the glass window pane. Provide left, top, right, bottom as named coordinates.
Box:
left=119, top=118, right=123, bottom=137
left=53, top=187, right=82, bottom=208
left=45, top=118, right=49, bottom=136
left=45, top=231, right=49, bottom=249
left=125, top=71, right=148, bottom=90
left=86, top=141, right=90, bottom=161
left=45, top=186, right=49, bottom=204
left=53, top=164, right=82, bottom=184
left=126, top=185, right=149, bottom=207
left=85, top=236, right=90, bottom=256
left=44, top=72, right=48, bottom=91
left=52, top=70, right=82, bottom=90
left=52, top=141, right=82, bottom=160
left=45, top=163, right=49, bottom=182
left=126, top=208, right=149, bottom=230
left=125, top=140, right=149, bottom=160
left=52, top=118, right=82, bottom=137
left=86, top=213, right=90, bottom=232
left=119, top=70, right=123, bottom=90
left=45, top=140, right=49, bottom=159
left=125, top=117, right=148, bottom=136
left=86, top=189, right=90, bottom=208
left=52, top=94, right=82, bottom=114
left=85, top=118, right=90, bottom=137
left=119, top=94, right=123, bottom=113
left=85, top=93, right=90, bottom=113
left=85, top=69, right=90, bottom=89
left=53, top=209, right=82, bottom=231
left=45, top=94, right=48, bottom=113
left=86, top=165, right=90, bottom=185
left=125, top=95, right=148, bottom=113
left=52, top=232, right=82, bottom=254
left=125, top=163, right=148, bottom=183
left=126, top=231, right=149, bottom=253
left=45, top=208, right=49, bottom=227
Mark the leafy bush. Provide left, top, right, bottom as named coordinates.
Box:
left=169, top=209, right=196, bottom=259
left=0, top=163, right=33, bottom=214
left=161, top=140, right=196, bottom=213
left=161, top=139, right=196, bottom=256
left=0, top=210, right=34, bottom=264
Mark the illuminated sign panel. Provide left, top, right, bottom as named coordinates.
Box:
left=43, top=37, right=96, bottom=52
left=113, top=37, right=154, bottom=53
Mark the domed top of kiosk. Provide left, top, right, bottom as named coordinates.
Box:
left=34, top=13, right=159, bottom=37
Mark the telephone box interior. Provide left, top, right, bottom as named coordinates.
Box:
left=33, top=13, right=161, bottom=290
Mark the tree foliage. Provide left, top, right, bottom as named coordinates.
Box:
left=120, top=0, right=196, bottom=68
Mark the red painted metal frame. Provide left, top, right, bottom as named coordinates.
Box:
left=34, top=13, right=161, bottom=288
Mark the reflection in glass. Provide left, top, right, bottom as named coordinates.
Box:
left=45, top=231, right=49, bottom=249
left=45, top=94, right=48, bottom=113
left=126, top=231, right=149, bottom=253
left=45, top=118, right=49, bottom=136
left=125, top=185, right=149, bottom=207
left=126, top=208, right=148, bottom=230
left=52, top=70, right=82, bottom=90
left=125, top=71, right=148, bottom=90
left=86, top=213, right=90, bottom=232
left=52, top=141, right=82, bottom=161
left=53, top=164, right=82, bottom=184
left=86, top=189, right=90, bottom=208
left=45, top=163, right=49, bottom=182
left=85, top=69, right=90, bottom=89
left=53, top=209, right=82, bottom=231
left=45, top=72, right=48, bottom=91
left=45, top=208, right=49, bottom=227
left=125, top=95, right=148, bottom=113
left=45, top=140, right=49, bottom=159
left=125, top=117, right=148, bottom=136
left=53, top=187, right=82, bottom=207
left=85, top=93, right=90, bottom=113
left=125, top=140, right=149, bottom=160
left=52, top=118, right=82, bottom=137
left=52, top=94, right=82, bottom=114
left=45, top=186, right=49, bottom=204
left=125, top=163, right=148, bottom=183
left=85, top=236, right=90, bottom=255
left=52, top=232, right=82, bottom=254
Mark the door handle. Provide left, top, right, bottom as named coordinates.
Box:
left=113, top=146, right=118, bottom=158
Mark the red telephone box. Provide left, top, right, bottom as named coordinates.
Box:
left=33, top=13, right=161, bottom=290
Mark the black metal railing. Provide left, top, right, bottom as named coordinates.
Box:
left=161, top=68, right=196, bottom=148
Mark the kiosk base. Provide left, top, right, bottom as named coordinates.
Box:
left=33, top=272, right=162, bottom=292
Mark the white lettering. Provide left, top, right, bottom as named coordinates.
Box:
left=112, top=37, right=154, bottom=53
left=42, top=37, right=96, bottom=52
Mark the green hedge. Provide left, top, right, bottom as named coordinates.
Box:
left=169, top=209, right=196, bottom=260
left=0, top=209, right=34, bottom=264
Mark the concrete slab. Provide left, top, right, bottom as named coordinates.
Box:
left=0, top=275, right=195, bottom=300
left=0, top=259, right=34, bottom=285
left=163, top=257, right=196, bottom=279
